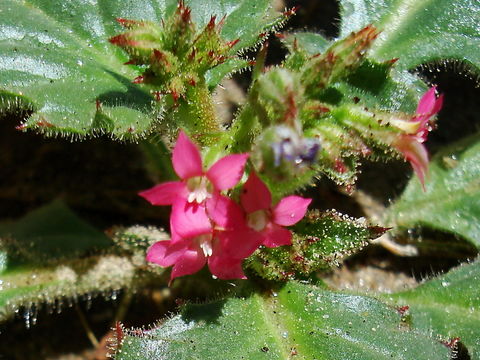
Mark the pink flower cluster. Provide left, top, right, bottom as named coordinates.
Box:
left=140, top=131, right=311, bottom=281
left=394, top=86, right=443, bottom=186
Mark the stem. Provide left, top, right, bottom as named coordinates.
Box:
left=75, top=304, right=99, bottom=348
left=185, top=80, right=220, bottom=146
left=229, top=103, right=260, bottom=154
left=114, top=290, right=134, bottom=323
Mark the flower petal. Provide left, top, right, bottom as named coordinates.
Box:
left=262, top=223, right=292, bottom=248
left=139, top=181, right=187, bottom=205
left=240, top=172, right=272, bottom=213
left=171, top=247, right=206, bottom=280
left=272, top=196, right=311, bottom=226
left=171, top=200, right=212, bottom=238
left=218, top=228, right=264, bottom=259
left=431, top=93, right=444, bottom=116
left=146, top=240, right=188, bottom=267
left=172, top=131, right=203, bottom=179
left=206, top=194, right=246, bottom=230
left=206, top=153, right=249, bottom=191
left=416, top=86, right=437, bottom=115
left=395, top=135, right=429, bottom=188
left=208, top=255, right=246, bottom=280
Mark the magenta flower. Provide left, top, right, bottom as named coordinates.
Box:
left=394, top=86, right=443, bottom=185
left=140, top=132, right=310, bottom=282
left=206, top=193, right=265, bottom=259
left=146, top=225, right=247, bottom=282
left=139, top=131, right=249, bottom=237
left=209, top=172, right=311, bottom=248
left=145, top=197, right=263, bottom=281
left=412, top=86, right=444, bottom=143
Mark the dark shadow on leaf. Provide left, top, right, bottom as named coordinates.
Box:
left=347, top=60, right=391, bottom=95
left=97, top=69, right=153, bottom=110
left=179, top=280, right=283, bottom=325
left=180, top=299, right=229, bottom=325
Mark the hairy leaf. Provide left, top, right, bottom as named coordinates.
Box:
left=0, top=201, right=165, bottom=322
left=247, top=210, right=385, bottom=281
left=339, top=0, right=480, bottom=71
left=383, top=260, right=480, bottom=359
left=0, top=0, right=283, bottom=138
left=114, top=281, right=449, bottom=359
left=283, top=32, right=426, bottom=113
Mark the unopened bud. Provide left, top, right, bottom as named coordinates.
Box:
left=254, top=125, right=320, bottom=182
left=302, top=25, right=379, bottom=90
left=253, top=68, right=303, bottom=127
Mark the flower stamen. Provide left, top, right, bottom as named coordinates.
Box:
left=186, top=176, right=211, bottom=203
left=197, top=234, right=213, bottom=257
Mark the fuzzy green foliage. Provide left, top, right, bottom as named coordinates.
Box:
left=0, top=0, right=286, bottom=140
left=260, top=0, right=480, bottom=190
left=387, top=134, right=480, bottom=248
left=383, top=260, right=480, bottom=359
left=224, top=25, right=432, bottom=191
left=244, top=210, right=386, bottom=281
left=114, top=281, right=450, bottom=360
left=0, top=201, right=167, bottom=322
left=282, top=33, right=427, bottom=113
left=108, top=2, right=277, bottom=144
left=110, top=5, right=247, bottom=93
left=269, top=30, right=427, bottom=187
left=339, top=0, right=480, bottom=72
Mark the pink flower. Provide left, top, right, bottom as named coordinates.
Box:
left=394, top=86, right=443, bottom=186
left=206, top=193, right=265, bottom=259
left=208, top=172, right=311, bottom=248
left=146, top=225, right=247, bottom=282
left=140, top=132, right=310, bottom=282
left=139, top=131, right=249, bottom=237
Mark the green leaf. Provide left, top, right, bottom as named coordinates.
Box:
left=115, top=281, right=449, bottom=359
left=246, top=210, right=385, bottom=280
left=0, top=199, right=111, bottom=266
left=387, top=134, right=480, bottom=248
left=339, top=0, right=480, bottom=71
left=283, top=32, right=331, bottom=55
left=0, top=202, right=163, bottom=322
left=0, top=0, right=283, bottom=138
left=383, top=260, right=480, bottom=359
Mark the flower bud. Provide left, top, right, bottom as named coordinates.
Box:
left=252, top=68, right=303, bottom=127
left=254, top=125, right=320, bottom=182
left=109, top=21, right=163, bottom=64
left=109, top=2, right=244, bottom=101
left=301, top=25, right=379, bottom=91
